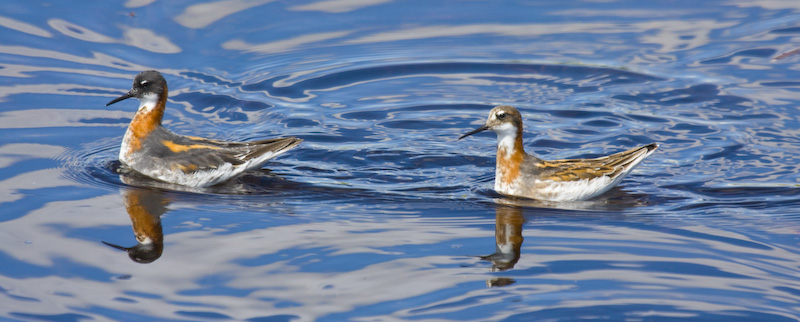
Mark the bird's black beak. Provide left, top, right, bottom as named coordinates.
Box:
left=106, top=91, right=134, bottom=106
left=102, top=241, right=131, bottom=251
left=459, top=124, right=489, bottom=140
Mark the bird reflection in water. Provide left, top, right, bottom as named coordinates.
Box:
left=102, top=186, right=168, bottom=264
left=481, top=204, right=525, bottom=287
left=480, top=194, right=650, bottom=287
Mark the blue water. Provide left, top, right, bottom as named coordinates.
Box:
left=2, top=0, right=800, bottom=321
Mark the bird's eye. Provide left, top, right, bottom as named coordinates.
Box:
left=496, top=112, right=506, bottom=119
left=140, top=80, right=148, bottom=87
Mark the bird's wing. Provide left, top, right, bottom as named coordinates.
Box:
left=534, top=143, right=658, bottom=182
left=146, top=131, right=301, bottom=174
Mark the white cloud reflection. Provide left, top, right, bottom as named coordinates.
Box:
left=289, top=0, right=392, bottom=13
left=222, top=31, right=352, bottom=54
left=174, top=0, right=276, bottom=29
left=0, top=143, right=69, bottom=204
left=345, top=20, right=736, bottom=54
left=0, top=16, right=52, bottom=38
left=0, top=169, right=74, bottom=204
left=124, top=0, right=158, bottom=8
left=727, top=0, right=800, bottom=10
left=48, top=19, right=180, bottom=54
left=48, top=19, right=116, bottom=43
left=0, top=109, right=129, bottom=129
left=0, top=46, right=151, bottom=72
left=0, top=144, right=65, bottom=168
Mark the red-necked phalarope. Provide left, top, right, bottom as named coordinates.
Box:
left=107, top=70, right=302, bottom=187
left=459, top=105, right=658, bottom=201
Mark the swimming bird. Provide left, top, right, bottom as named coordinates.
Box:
left=107, top=70, right=302, bottom=187
left=459, top=105, right=658, bottom=202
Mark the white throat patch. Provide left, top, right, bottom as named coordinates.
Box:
left=138, top=93, right=159, bottom=112
left=494, top=122, right=517, bottom=154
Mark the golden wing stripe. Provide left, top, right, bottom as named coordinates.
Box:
left=162, top=140, right=222, bottom=153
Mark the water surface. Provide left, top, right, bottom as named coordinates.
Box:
left=2, top=0, right=800, bottom=321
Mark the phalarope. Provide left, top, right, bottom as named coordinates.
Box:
left=459, top=105, right=658, bottom=201
left=107, top=70, right=302, bottom=187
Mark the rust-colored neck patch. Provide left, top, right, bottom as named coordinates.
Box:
left=124, top=93, right=166, bottom=155
left=496, top=134, right=525, bottom=185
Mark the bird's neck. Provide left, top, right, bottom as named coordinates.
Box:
left=122, top=92, right=166, bottom=157
left=134, top=92, right=166, bottom=126
left=495, top=125, right=526, bottom=185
